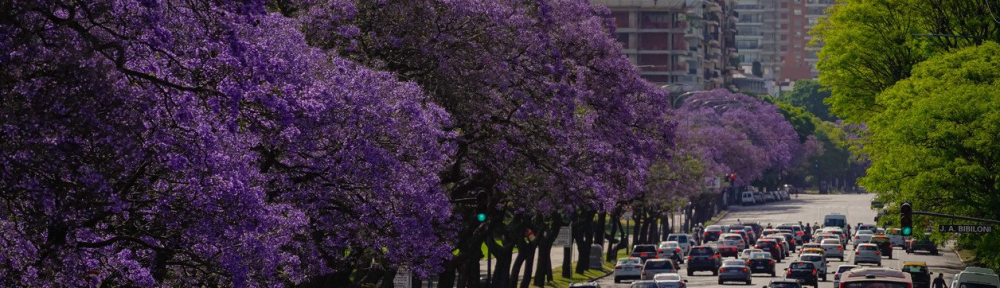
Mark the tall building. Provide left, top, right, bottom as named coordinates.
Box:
left=594, top=0, right=740, bottom=92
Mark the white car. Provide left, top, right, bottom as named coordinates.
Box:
left=951, top=267, right=1000, bottom=288
left=741, top=191, right=756, bottom=205
left=814, top=233, right=839, bottom=244
left=833, top=264, right=860, bottom=288
left=721, top=233, right=747, bottom=250
left=614, top=257, right=643, bottom=283
left=886, top=228, right=907, bottom=247
left=800, top=253, right=828, bottom=281
left=853, top=230, right=874, bottom=248
left=659, top=241, right=684, bottom=263
left=740, top=249, right=764, bottom=260
left=667, top=234, right=695, bottom=255
left=820, top=239, right=845, bottom=261
left=853, top=244, right=882, bottom=266
left=653, top=273, right=688, bottom=288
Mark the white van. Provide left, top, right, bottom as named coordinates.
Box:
left=824, top=213, right=848, bottom=230
left=741, top=191, right=756, bottom=205
left=951, top=267, right=1000, bottom=288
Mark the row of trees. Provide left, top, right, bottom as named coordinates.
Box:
left=813, top=0, right=1000, bottom=270
left=0, top=0, right=837, bottom=287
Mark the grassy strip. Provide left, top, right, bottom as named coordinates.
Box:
left=542, top=260, right=616, bottom=288
left=956, top=248, right=978, bottom=265
left=704, top=210, right=729, bottom=226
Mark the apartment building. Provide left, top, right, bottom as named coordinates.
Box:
left=594, top=0, right=740, bottom=92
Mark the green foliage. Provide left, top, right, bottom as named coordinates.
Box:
left=780, top=80, right=834, bottom=121
left=773, top=101, right=817, bottom=143
left=861, top=42, right=1000, bottom=271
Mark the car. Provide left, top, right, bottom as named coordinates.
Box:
left=823, top=213, right=848, bottom=230
left=950, top=267, right=1000, bottom=288
left=856, top=223, right=877, bottom=233
left=785, top=261, right=820, bottom=287
left=886, top=228, right=906, bottom=247
left=629, top=280, right=660, bottom=288
left=765, top=279, right=803, bottom=288
left=642, top=259, right=678, bottom=280
left=615, top=257, right=644, bottom=283
left=779, top=190, right=790, bottom=200
left=569, top=282, right=603, bottom=288
left=741, top=248, right=764, bottom=260
left=853, top=230, right=875, bottom=248
left=721, top=233, right=747, bottom=251
left=753, top=193, right=765, bottom=204
left=840, top=268, right=913, bottom=288
left=801, top=248, right=825, bottom=258
left=766, top=236, right=790, bottom=257
left=718, top=259, right=753, bottom=285
left=853, top=243, right=882, bottom=266
left=902, top=262, right=931, bottom=288
left=667, top=234, right=696, bottom=255
left=704, top=225, right=724, bottom=242
left=763, top=192, right=776, bottom=202
left=799, top=243, right=822, bottom=255
left=833, top=265, right=860, bottom=288
left=653, top=273, right=688, bottom=288
left=906, top=237, right=939, bottom=255
left=687, top=246, right=722, bottom=276
left=799, top=253, right=828, bottom=281
left=742, top=191, right=757, bottom=205
left=820, top=239, right=845, bottom=261
left=729, top=229, right=751, bottom=246
left=867, top=236, right=893, bottom=259
left=822, top=227, right=848, bottom=244
left=659, top=241, right=685, bottom=264
left=777, top=232, right=798, bottom=251
left=761, top=228, right=781, bottom=239
left=744, top=227, right=759, bottom=244
left=754, top=239, right=783, bottom=262
left=632, top=244, right=660, bottom=262
left=746, top=252, right=777, bottom=277
left=777, top=224, right=805, bottom=243
left=717, top=244, right=740, bottom=258
left=814, top=233, right=839, bottom=244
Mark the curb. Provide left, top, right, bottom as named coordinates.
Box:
left=705, top=210, right=731, bottom=226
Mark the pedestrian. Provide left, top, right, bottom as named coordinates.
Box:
left=933, top=273, right=948, bottom=288
left=806, top=223, right=812, bottom=234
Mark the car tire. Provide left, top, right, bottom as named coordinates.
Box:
left=719, top=280, right=724, bottom=285
left=747, top=280, right=752, bottom=285
left=877, top=262, right=882, bottom=267
left=840, top=257, right=844, bottom=261
left=614, top=277, right=620, bottom=283
left=688, top=270, right=694, bottom=276
left=823, top=274, right=827, bottom=281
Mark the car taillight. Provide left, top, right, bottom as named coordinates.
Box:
left=718, top=231, right=722, bottom=234
left=659, top=249, right=663, bottom=253
left=876, top=251, right=880, bottom=255
left=654, top=254, right=659, bottom=258
left=704, top=232, right=709, bottom=236
left=740, top=241, right=744, bottom=246
left=908, top=283, right=913, bottom=288
left=676, top=248, right=681, bottom=253
left=855, top=236, right=860, bottom=239
left=797, top=231, right=803, bottom=235
left=813, top=269, right=817, bottom=275
left=838, top=246, right=843, bottom=251
left=835, top=274, right=841, bottom=280
left=787, top=270, right=792, bottom=276
left=615, top=266, right=622, bottom=270
left=889, top=244, right=893, bottom=248
left=743, top=268, right=749, bottom=272
left=770, top=260, right=775, bottom=264
left=720, top=268, right=727, bottom=272
left=687, top=256, right=693, bottom=260
left=855, top=251, right=860, bottom=255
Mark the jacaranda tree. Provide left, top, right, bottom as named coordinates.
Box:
left=1, top=0, right=453, bottom=286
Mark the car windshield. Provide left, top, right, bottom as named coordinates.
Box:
left=645, top=261, right=674, bottom=269
left=790, top=262, right=814, bottom=269
left=825, top=218, right=846, bottom=227
left=751, top=253, right=772, bottom=259
left=690, top=248, right=714, bottom=256
left=842, top=281, right=910, bottom=288
left=771, top=283, right=802, bottom=288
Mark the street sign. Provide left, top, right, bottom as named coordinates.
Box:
left=939, top=225, right=993, bottom=234
left=554, top=226, right=573, bottom=247
left=393, top=267, right=411, bottom=288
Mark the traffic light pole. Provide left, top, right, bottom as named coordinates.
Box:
left=912, top=211, right=1000, bottom=225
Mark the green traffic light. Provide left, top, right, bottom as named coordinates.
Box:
left=902, top=227, right=912, bottom=236
left=476, top=213, right=487, bottom=222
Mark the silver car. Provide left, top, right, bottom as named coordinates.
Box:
left=642, top=259, right=678, bottom=280
left=718, top=260, right=753, bottom=285
left=853, top=244, right=882, bottom=266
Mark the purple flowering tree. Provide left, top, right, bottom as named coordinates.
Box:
left=1, top=1, right=451, bottom=286
left=290, top=0, right=674, bottom=286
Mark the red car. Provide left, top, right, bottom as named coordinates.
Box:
left=717, top=245, right=740, bottom=257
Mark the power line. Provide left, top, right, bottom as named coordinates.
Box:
left=986, top=0, right=1000, bottom=25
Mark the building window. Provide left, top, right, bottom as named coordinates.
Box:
left=781, top=23, right=788, bottom=29
left=794, top=9, right=802, bottom=15
left=781, top=13, right=788, bottom=19
left=638, top=33, right=672, bottom=50
left=781, top=34, right=788, bottom=40
left=640, top=12, right=673, bottom=29
left=612, top=11, right=631, bottom=28
left=616, top=33, right=631, bottom=48
left=781, top=45, right=788, bottom=51
left=795, top=31, right=802, bottom=37
left=781, top=2, right=788, bottom=8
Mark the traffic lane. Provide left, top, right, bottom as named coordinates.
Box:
left=599, top=254, right=856, bottom=288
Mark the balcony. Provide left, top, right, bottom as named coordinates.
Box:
left=708, top=2, right=722, bottom=13
left=685, top=27, right=704, bottom=40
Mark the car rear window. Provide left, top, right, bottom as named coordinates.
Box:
left=903, top=266, right=928, bottom=273
left=771, top=283, right=802, bottom=288
left=723, top=260, right=746, bottom=266
left=825, top=218, right=846, bottom=227
left=802, top=255, right=823, bottom=262
left=645, top=260, right=674, bottom=269
left=706, top=226, right=722, bottom=232
left=757, top=241, right=775, bottom=247
left=618, top=258, right=640, bottom=265
left=751, top=253, right=772, bottom=259
left=690, top=247, right=714, bottom=256
left=842, top=281, right=910, bottom=288
left=838, top=266, right=858, bottom=273
left=790, top=262, right=814, bottom=269
left=634, top=245, right=657, bottom=252
left=860, top=245, right=878, bottom=251
left=724, top=235, right=742, bottom=240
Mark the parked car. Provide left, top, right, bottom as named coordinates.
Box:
left=753, top=193, right=765, bottom=204
left=763, top=192, right=776, bottom=202
left=742, top=191, right=756, bottom=206
left=632, top=244, right=659, bottom=262
left=906, top=237, right=939, bottom=255
left=853, top=243, right=882, bottom=266
left=902, top=262, right=931, bottom=288
left=950, top=267, right=1000, bottom=288
left=785, top=261, right=820, bottom=287
left=833, top=265, right=860, bottom=288
left=614, top=257, right=643, bottom=283
left=718, top=260, right=753, bottom=285
left=641, top=259, right=678, bottom=280
left=569, top=282, right=602, bottom=288
left=747, top=252, right=776, bottom=277
left=687, top=246, right=722, bottom=276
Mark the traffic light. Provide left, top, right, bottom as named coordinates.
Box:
left=476, top=213, right=487, bottom=222
left=728, top=174, right=736, bottom=182
left=900, top=202, right=913, bottom=236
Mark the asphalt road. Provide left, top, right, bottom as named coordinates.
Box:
left=596, top=193, right=967, bottom=288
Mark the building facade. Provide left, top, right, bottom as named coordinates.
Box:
left=595, top=0, right=741, bottom=92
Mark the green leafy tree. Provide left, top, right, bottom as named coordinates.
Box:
left=780, top=80, right=834, bottom=121
left=862, top=42, right=1000, bottom=270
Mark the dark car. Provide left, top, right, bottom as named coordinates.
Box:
left=902, top=262, right=931, bottom=288
left=632, top=244, right=659, bottom=262
left=717, top=244, right=740, bottom=258
left=687, top=246, right=722, bottom=276
left=730, top=229, right=751, bottom=245
left=777, top=233, right=797, bottom=251
left=718, top=260, right=753, bottom=285
left=868, top=236, right=893, bottom=259
left=906, top=238, right=939, bottom=255
left=785, top=261, right=819, bottom=287
left=766, top=279, right=804, bottom=288
left=704, top=225, right=724, bottom=242
left=746, top=223, right=764, bottom=237
left=754, top=239, right=783, bottom=262
left=747, top=252, right=776, bottom=276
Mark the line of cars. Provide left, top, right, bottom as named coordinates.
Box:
left=741, top=190, right=792, bottom=206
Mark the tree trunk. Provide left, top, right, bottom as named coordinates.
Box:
left=573, top=210, right=595, bottom=274
left=595, top=212, right=606, bottom=250
left=606, top=209, right=622, bottom=262
left=534, top=214, right=560, bottom=286
left=487, top=214, right=527, bottom=288
left=631, top=209, right=642, bottom=247
left=519, top=243, right=535, bottom=288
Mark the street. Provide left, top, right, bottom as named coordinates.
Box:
left=594, top=193, right=968, bottom=288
